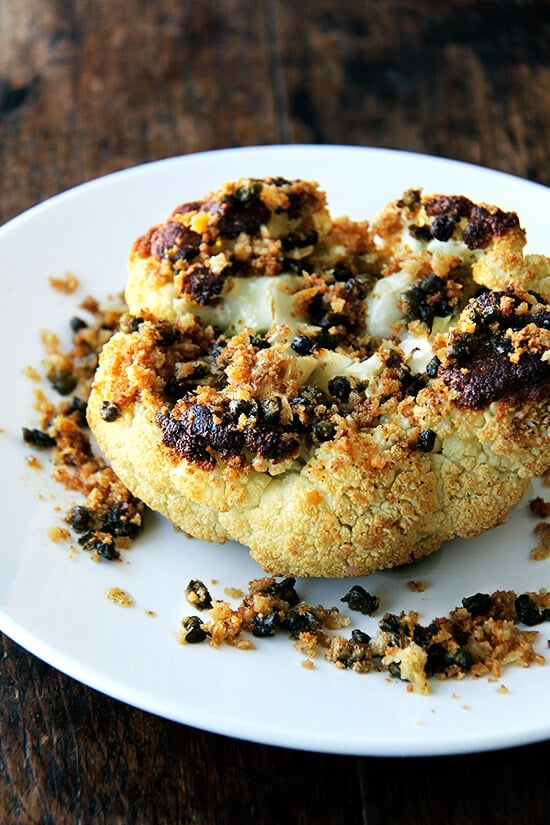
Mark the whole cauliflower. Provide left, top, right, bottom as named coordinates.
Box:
left=87, top=181, right=550, bottom=577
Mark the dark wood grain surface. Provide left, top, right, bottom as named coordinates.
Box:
left=2, top=1, right=550, bottom=822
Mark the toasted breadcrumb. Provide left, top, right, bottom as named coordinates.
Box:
left=407, top=580, right=427, bottom=593
left=105, top=587, right=135, bottom=607
left=47, top=526, right=71, bottom=543
left=227, top=638, right=256, bottom=650
left=23, top=366, right=41, bottom=381
left=530, top=522, right=550, bottom=561
left=294, top=632, right=319, bottom=658
left=49, top=272, right=79, bottom=294
left=224, top=587, right=244, bottom=599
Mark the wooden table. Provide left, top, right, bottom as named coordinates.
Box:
left=2, top=2, right=550, bottom=822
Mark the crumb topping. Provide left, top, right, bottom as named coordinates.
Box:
left=23, top=300, right=146, bottom=561
left=177, top=577, right=549, bottom=694
left=530, top=522, right=550, bottom=561
left=49, top=272, right=79, bottom=294
left=105, top=587, right=135, bottom=607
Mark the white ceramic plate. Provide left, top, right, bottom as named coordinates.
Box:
left=2, top=145, right=550, bottom=757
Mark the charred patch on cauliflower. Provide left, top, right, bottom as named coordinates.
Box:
left=424, top=195, right=521, bottom=250
left=158, top=402, right=301, bottom=469
left=440, top=288, right=550, bottom=408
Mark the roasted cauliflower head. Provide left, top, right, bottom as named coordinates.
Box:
left=88, top=180, right=550, bottom=577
